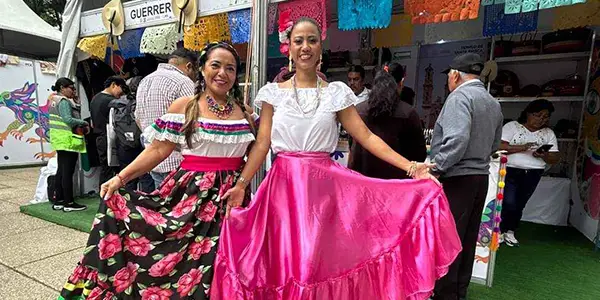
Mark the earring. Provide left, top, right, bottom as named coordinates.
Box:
left=288, top=53, right=293, bottom=72
left=200, top=80, right=206, bottom=91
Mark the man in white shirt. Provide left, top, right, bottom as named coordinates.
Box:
left=347, top=65, right=370, bottom=104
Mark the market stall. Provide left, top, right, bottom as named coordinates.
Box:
left=57, top=0, right=274, bottom=194
left=59, top=0, right=600, bottom=288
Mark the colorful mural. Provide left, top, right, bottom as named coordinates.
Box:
left=0, top=82, right=54, bottom=159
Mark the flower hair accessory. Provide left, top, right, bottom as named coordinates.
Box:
left=278, top=9, right=293, bottom=56
left=383, top=65, right=389, bottom=73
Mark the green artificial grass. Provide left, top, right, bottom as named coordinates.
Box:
left=20, top=199, right=600, bottom=300
left=468, top=222, right=600, bottom=300
left=20, top=196, right=100, bottom=233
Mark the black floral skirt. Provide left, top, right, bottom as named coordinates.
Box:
left=58, top=167, right=248, bottom=300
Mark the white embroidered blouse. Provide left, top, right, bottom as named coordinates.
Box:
left=143, top=113, right=258, bottom=158
left=254, top=81, right=359, bottom=154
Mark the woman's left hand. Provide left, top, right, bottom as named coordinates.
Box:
left=532, top=151, right=547, bottom=159
left=413, top=162, right=440, bottom=185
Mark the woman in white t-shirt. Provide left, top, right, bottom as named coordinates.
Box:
left=499, top=99, right=561, bottom=246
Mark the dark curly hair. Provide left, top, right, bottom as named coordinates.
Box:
left=181, top=42, right=245, bottom=148
left=367, top=63, right=405, bottom=120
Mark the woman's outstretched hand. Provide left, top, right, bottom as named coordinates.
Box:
left=101, top=176, right=122, bottom=200
left=221, top=185, right=245, bottom=218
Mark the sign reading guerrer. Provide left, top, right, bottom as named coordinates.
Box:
left=127, top=0, right=173, bottom=26
left=80, top=0, right=175, bottom=37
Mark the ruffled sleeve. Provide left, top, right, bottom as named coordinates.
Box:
left=322, top=82, right=360, bottom=112
left=143, top=113, right=187, bottom=145
left=254, top=83, right=279, bottom=109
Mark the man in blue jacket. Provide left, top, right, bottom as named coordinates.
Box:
left=431, top=53, right=503, bottom=300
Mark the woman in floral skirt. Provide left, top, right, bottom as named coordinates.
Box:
left=58, top=42, right=257, bottom=300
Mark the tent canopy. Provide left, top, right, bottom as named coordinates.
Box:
left=0, top=0, right=62, bottom=59
left=83, top=0, right=134, bottom=11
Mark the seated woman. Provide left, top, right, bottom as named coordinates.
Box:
left=499, top=99, right=560, bottom=247
left=349, top=63, right=427, bottom=179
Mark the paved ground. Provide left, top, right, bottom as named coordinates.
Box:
left=0, top=167, right=88, bottom=300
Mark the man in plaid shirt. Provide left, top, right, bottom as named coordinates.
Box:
left=135, top=48, right=198, bottom=188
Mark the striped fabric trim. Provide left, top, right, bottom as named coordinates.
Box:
left=49, top=114, right=64, bottom=122
left=62, top=281, right=86, bottom=292
left=152, top=119, right=254, bottom=137
left=49, top=119, right=71, bottom=131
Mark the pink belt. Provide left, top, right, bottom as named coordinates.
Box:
left=180, top=155, right=244, bottom=172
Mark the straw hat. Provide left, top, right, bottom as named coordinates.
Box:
left=172, top=0, right=197, bottom=27
left=102, top=0, right=125, bottom=36
left=481, top=60, right=498, bottom=84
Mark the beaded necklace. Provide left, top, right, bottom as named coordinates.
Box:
left=291, top=75, right=322, bottom=117
left=207, top=95, right=234, bottom=119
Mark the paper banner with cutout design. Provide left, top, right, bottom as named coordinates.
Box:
left=77, top=35, right=109, bottom=60
left=404, top=0, right=481, bottom=24
left=184, top=14, right=232, bottom=51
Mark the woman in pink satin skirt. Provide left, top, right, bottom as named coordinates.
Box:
left=213, top=18, right=462, bottom=300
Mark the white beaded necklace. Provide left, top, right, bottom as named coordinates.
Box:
left=291, top=74, right=322, bottom=117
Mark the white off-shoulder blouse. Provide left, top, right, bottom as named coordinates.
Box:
left=254, top=81, right=359, bottom=154
left=143, top=113, right=258, bottom=158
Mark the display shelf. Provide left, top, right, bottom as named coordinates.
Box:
left=328, top=65, right=377, bottom=73
left=494, top=52, right=590, bottom=64
left=496, top=96, right=584, bottom=103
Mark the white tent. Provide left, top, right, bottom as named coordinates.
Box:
left=0, top=0, right=62, bottom=59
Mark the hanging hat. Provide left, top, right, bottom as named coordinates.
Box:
left=172, top=0, right=197, bottom=29
left=102, top=0, right=125, bottom=36
left=481, top=60, right=498, bottom=84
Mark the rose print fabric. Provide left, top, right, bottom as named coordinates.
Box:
left=58, top=168, right=247, bottom=300
left=57, top=113, right=255, bottom=300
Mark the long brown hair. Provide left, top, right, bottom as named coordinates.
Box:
left=181, top=42, right=245, bottom=148
left=368, top=63, right=405, bottom=120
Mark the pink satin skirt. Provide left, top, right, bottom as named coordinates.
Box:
left=212, top=152, right=462, bottom=300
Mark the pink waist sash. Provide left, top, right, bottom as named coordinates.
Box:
left=274, top=151, right=331, bottom=161
left=180, top=155, right=244, bottom=172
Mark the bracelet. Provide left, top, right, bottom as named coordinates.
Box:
left=407, top=161, right=417, bottom=178
left=237, top=176, right=249, bottom=187
left=115, top=174, right=127, bottom=187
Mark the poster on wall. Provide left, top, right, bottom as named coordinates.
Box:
left=0, top=58, right=46, bottom=166
left=416, top=40, right=488, bottom=128
left=574, top=40, right=600, bottom=248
